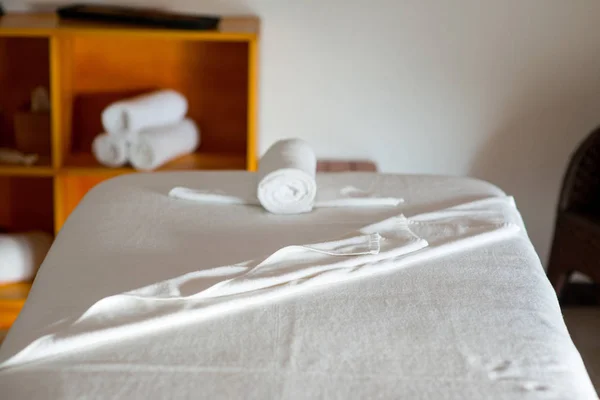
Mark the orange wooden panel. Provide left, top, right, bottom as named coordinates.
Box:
left=0, top=177, right=54, bottom=234
left=0, top=37, right=50, bottom=150
left=0, top=282, right=30, bottom=330
left=0, top=309, right=20, bottom=330
left=0, top=282, right=30, bottom=306
left=63, top=36, right=248, bottom=156
left=56, top=36, right=74, bottom=166
left=55, top=175, right=111, bottom=232
left=246, top=39, right=259, bottom=171
left=0, top=164, right=53, bottom=177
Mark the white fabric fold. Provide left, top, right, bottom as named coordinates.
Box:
left=257, top=139, right=318, bottom=214
left=101, top=90, right=188, bottom=134
left=168, top=185, right=404, bottom=209
left=128, top=119, right=199, bottom=171
left=0, top=196, right=521, bottom=370
left=91, top=133, right=128, bottom=167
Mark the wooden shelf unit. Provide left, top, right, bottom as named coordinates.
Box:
left=0, top=13, right=259, bottom=235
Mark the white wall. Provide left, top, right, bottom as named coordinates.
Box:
left=8, top=0, right=600, bottom=267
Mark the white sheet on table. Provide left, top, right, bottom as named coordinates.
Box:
left=0, top=197, right=520, bottom=370
left=0, top=173, right=596, bottom=400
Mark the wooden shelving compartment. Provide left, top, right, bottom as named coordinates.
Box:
left=61, top=36, right=250, bottom=171
left=0, top=36, right=52, bottom=170
left=0, top=176, right=54, bottom=234
left=0, top=13, right=259, bottom=233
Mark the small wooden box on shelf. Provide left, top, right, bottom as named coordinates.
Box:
left=0, top=13, right=259, bottom=333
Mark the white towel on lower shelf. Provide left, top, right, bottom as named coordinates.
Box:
left=128, top=119, right=200, bottom=171
left=257, top=139, right=318, bottom=214
left=101, top=90, right=188, bottom=134
left=0, top=232, right=53, bottom=285
left=0, top=197, right=521, bottom=369
left=91, top=134, right=129, bottom=168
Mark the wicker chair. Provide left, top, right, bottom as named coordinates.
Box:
left=547, top=126, right=600, bottom=297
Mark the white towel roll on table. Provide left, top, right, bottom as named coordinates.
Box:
left=0, top=232, right=53, bottom=285
left=91, top=134, right=129, bottom=168
left=257, top=138, right=318, bottom=214
left=169, top=138, right=403, bottom=212
left=101, top=90, right=188, bottom=134
left=128, top=119, right=200, bottom=171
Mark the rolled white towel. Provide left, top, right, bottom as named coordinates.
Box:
left=101, top=90, right=188, bottom=134
left=92, top=133, right=129, bottom=167
left=0, top=231, right=53, bottom=285
left=128, top=119, right=200, bottom=171
left=257, top=138, right=317, bottom=214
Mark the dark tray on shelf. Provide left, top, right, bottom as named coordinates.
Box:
left=57, top=4, right=220, bottom=30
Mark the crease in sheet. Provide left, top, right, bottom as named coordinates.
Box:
left=0, top=196, right=521, bottom=370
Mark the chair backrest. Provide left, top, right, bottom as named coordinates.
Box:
left=558, top=125, right=600, bottom=214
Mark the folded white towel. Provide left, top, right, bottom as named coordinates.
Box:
left=101, top=90, right=188, bottom=134
left=0, top=232, right=53, bottom=285
left=91, top=133, right=128, bottom=168
left=128, top=119, right=200, bottom=171
left=257, top=139, right=318, bottom=214
left=169, top=186, right=404, bottom=208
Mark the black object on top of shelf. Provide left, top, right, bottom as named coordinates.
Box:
left=56, top=4, right=220, bottom=30
left=0, top=4, right=4, bottom=16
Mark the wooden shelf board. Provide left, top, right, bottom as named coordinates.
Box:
left=0, top=282, right=30, bottom=304
left=0, top=156, right=54, bottom=176
left=0, top=165, right=54, bottom=177
left=62, top=152, right=247, bottom=176
left=0, top=14, right=259, bottom=41
left=0, top=14, right=54, bottom=37
left=0, top=282, right=33, bottom=330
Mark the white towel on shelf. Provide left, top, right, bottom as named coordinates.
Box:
left=128, top=119, right=199, bottom=171
left=257, top=138, right=318, bottom=214
left=91, top=134, right=129, bottom=168
left=101, top=90, right=188, bottom=135
left=0, top=232, right=53, bottom=285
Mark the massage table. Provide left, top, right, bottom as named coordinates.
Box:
left=0, top=172, right=596, bottom=399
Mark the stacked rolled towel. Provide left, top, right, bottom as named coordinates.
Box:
left=92, top=90, right=200, bottom=170
left=129, top=119, right=200, bottom=171
left=91, top=134, right=128, bottom=168
left=0, top=231, right=53, bottom=285
left=169, top=138, right=404, bottom=214
left=101, top=90, right=188, bottom=134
